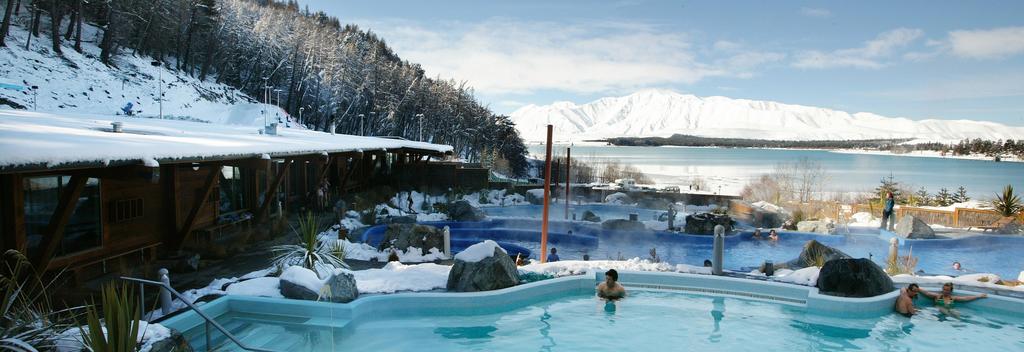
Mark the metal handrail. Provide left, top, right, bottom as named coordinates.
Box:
left=120, top=277, right=277, bottom=352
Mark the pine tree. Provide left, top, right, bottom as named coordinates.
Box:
left=914, top=187, right=930, bottom=206
left=952, top=186, right=969, bottom=203
left=875, top=174, right=901, bottom=199
left=935, top=188, right=953, bottom=207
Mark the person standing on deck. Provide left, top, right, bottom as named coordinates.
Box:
left=880, top=192, right=896, bottom=231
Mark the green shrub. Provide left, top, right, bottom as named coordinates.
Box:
left=272, top=212, right=349, bottom=277
left=0, top=250, right=70, bottom=351
left=993, top=184, right=1022, bottom=217
left=81, top=283, right=141, bottom=352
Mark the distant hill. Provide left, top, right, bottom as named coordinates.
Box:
left=509, top=89, right=1024, bottom=143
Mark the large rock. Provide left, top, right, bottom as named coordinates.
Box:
left=601, top=219, right=646, bottom=232
left=816, top=258, right=895, bottom=297
left=279, top=277, right=320, bottom=301
left=279, top=266, right=322, bottom=301
left=784, top=240, right=851, bottom=269
left=684, top=213, right=733, bottom=235
left=447, top=243, right=520, bottom=292
left=146, top=328, right=194, bottom=352
left=581, top=210, right=601, bottom=222
left=894, top=215, right=936, bottom=239
left=323, top=271, right=359, bottom=303
left=447, top=200, right=486, bottom=222
left=378, top=223, right=444, bottom=255
left=604, top=192, right=634, bottom=205
left=797, top=220, right=835, bottom=234
left=525, top=189, right=545, bottom=205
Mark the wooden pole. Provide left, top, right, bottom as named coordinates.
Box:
left=541, top=125, right=552, bottom=263
left=565, top=146, right=571, bottom=220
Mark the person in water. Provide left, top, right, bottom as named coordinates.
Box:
left=596, top=269, right=626, bottom=300
left=768, top=229, right=779, bottom=242
left=895, top=283, right=921, bottom=317
left=919, top=282, right=987, bottom=318
left=547, top=247, right=560, bottom=262
left=952, top=261, right=962, bottom=271
left=752, top=228, right=763, bottom=240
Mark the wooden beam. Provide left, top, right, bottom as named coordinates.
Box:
left=161, top=165, right=179, bottom=245
left=256, top=159, right=292, bottom=221
left=171, top=164, right=221, bottom=251
left=33, top=175, right=88, bottom=270
left=0, top=175, right=24, bottom=252
left=339, top=157, right=356, bottom=196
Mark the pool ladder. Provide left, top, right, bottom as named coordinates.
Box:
left=121, top=276, right=277, bottom=352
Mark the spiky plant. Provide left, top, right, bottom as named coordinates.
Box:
left=272, top=212, right=349, bottom=277
left=80, top=283, right=142, bottom=352
left=992, top=185, right=1023, bottom=217
left=0, top=250, right=72, bottom=352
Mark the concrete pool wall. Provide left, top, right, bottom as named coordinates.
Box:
left=160, top=271, right=1024, bottom=345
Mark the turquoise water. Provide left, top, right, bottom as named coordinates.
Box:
left=185, top=290, right=1024, bottom=351
left=531, top=145, right=1024, bottom=198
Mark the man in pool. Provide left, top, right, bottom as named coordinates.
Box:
left=752, top=228, right=763, bottom=240
left=895, top=283, right=921, bottom=317
left=919, top=282, right=987, bottom=318
left=596, top=269, right=626, bottom=300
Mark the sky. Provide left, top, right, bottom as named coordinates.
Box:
left=300, top=0, right=1024, bottom=126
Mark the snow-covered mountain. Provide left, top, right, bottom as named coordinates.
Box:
left=509, top=89, right=1024, bottom=143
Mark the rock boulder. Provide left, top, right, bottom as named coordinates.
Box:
left=601, top=219, right=646, bottom=232
left=684, top=213, right=733, bottom=235
left=816, top=258, right=895, bottom=297
left=582, top=210, right=602, bottom=222
left=279, top=277, right=320, bottom=301
left=323, top=271, right=359, bottom=303
left=447, top=200, right=486, bottom=222
left=894, top=215, right=936, bottom=239
left=378, top=223, right=444, bottom=255
left=147, top=328, right=194, bottom=352
left=447, top=245, right=519, bottom=292
left=784, top=240, right=851, bottom=269
left=797, top=220, right=835, bottom=234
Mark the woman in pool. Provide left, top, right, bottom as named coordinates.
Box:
left=920, top=282, right=987, bottom=318
left=596, top=269, right=626, bottom=300
left=768, top=229, right=779, bottom=242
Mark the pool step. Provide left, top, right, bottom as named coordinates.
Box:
left=185, top=314, right=352, bottom=351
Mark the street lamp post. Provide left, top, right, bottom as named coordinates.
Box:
left=299, top=107, right=304, bottom=125
left=261, top=77, right=269, bottom=128
left=273, top=89, right=282, bottom=122
left=151, top=61, right=163, bottom=119
left=31, top=86, right=38, bottom=110
left=358, top=114, right=365, bottom=136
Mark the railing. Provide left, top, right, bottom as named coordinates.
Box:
left=120, top=277, right=277, bottom=352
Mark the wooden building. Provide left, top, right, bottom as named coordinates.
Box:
left=0, top=111, right=453, bottom=281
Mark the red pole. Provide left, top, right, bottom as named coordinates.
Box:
left=565, top=146, right=571, bottom=219
left=541, top=125, right=552, bottom=263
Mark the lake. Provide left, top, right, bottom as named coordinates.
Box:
left=527, top=144, right=1024, bottom=199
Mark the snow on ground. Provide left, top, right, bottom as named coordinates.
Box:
left=319, top=227, right=449, bottom=262
left=56, top=321, right=171, bottom=352
left=454, top=240, right=505, bottom=262
left=461, top=189, right=530, bottom=207
left=849, top=212, right=881, bottom=227
left=280, top=266, right=325, bottom=291
left=224, top=277, right=283, bottom=298
left=518, top=258, right=711, bottom=277
left=831, top=149, right=1022, bottom=163
left=773, top=266, right=821, bottom=286
left=344, top=262, right=452, bottom=293
left=752, top=201, right=786, bottom=214
left=918, top=200, right=991, bottom=211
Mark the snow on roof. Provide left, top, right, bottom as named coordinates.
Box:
left=0, top=109, right=452, bottom=171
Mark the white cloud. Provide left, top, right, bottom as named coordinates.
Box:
left=793, top=28, right=924, bottom=69
left=800, top=7, right=832, bottom=18
left=865, top=72, right=1024, bottom=101
left=947, top=26, right=1024, bottom=59
left=359, top=19, right=777, bottom=96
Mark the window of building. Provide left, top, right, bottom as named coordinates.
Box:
left=23, top=176, right=102, bottom=258
left=219, top=166, right=246, bottom=213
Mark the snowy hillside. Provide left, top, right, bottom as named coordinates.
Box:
left=0, top=22, right=285, bottom=127
left=509, top=89, right=1024, bottom=143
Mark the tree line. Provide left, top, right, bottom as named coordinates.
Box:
left=606, top=134, right=911, bottom=149
left=0, top=0, right=529, bottom=175
left=894, top=139, right=1024, bottom=159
